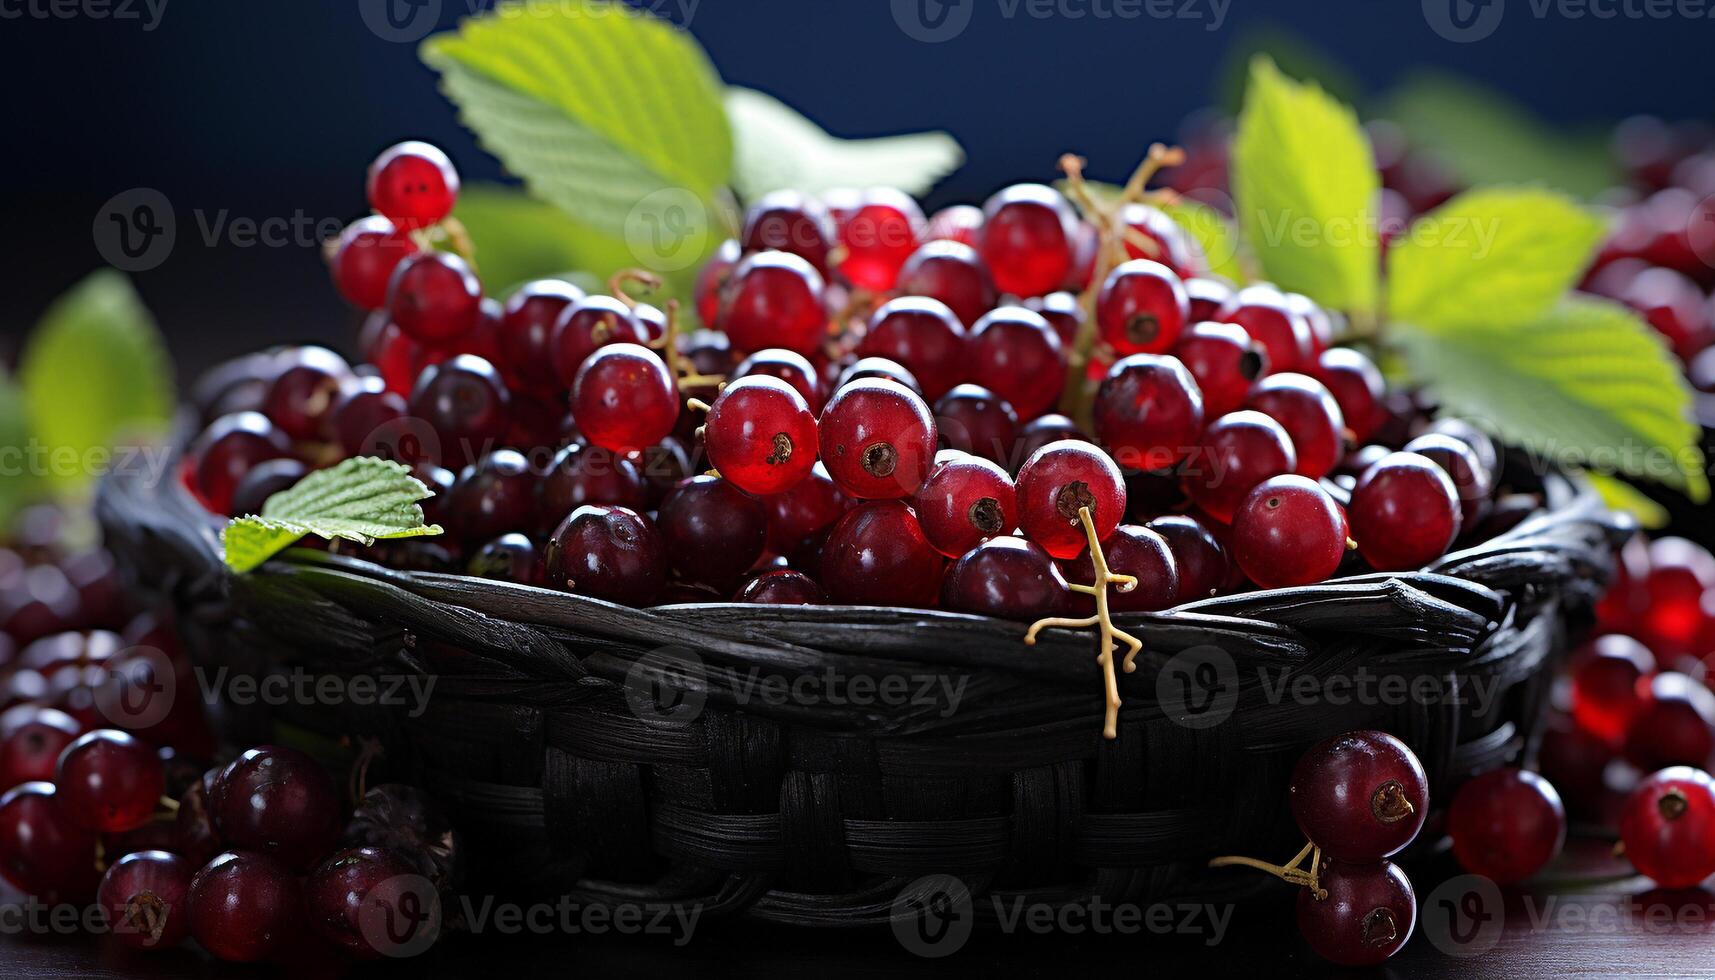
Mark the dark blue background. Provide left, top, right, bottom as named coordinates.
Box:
left=1, top=0, right=1706, bottom=378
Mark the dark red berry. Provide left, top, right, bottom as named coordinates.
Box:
left=1173, top=321, right=1266, bottom=417
left=914, top=453, right=1017, bottom=558
left=1232, top=475, right=1349, bottom=588
left=742, top=190, right=836, bottom=272
left=979, top=183, right=1077, bottom=297
left=1092, top=354, right=1205, bottom=472
left=658, top=476, right=768, bottom=592
left=210, top=745, right=342, bottom=870
left=1218, top=285, right=1314, bottom=374
left=704, top=377, right=819, bottom=495
left=1180, top=410, right=1296, bottom=523
left=549, top=295, right=646, bottom=387
left=1638, top=537, right=1715, bottom=657
left=262, top=346, right=352, bottom=441
left=1620, top=766, right=1715, bottom=888
left=1096, top=259, right=1190, bottom=355
left=926, top=204, right=983, bottom=246
left=544, top=505, right=665, bottom=606
left=571, top=343, right=679, bottom=454
left=187, top=851, right=301, bottom=963
left=55, top=729, right=164, bottom=833
left=818, top=379, right=938, bottom=499
left=1404, top=433, right=1492, bottom=532
left=1183, top=276, right=1235, bottom=323
left=720, top=251, right=828, bottom=356
left=967, top=306, right=1066, bottom=420
left=1296, top=861, right=1415, bottom=966
left=933, top=384, right=1018, bottom=466
left=764, top=462, right=849, bottom=555
left=694, top=238, right=742, bottom=326
left=836, top=356, right=920, bottom=394
left=1448, top=768, right=1566, bottom=884
left=1118, top=202, right=1205, bottom=277
left=0, top=707, right=81, bottom=789
left=1015, top=440, right=1127, bottom=560
left=387, top=251, right=482, bottom=347
left=100, top=850, right=193, bottom=950
left=367, top=140, right=459, bottom=230
left=1570, top=634, right=1656, bottom=745
left=1426, top=417, right=1500, bottom=479
left=447, top=449, right=536, bottom=545
left=897, top=240, right=997, bottom=328
left=306, top=845, right=435, bottom=959
left=1289, top=730, right=1428, bottom=861
left=330, top=216, right=418, bottom=310
left=1311, top=348, right=1386, bottom=443
left=1011, top=414, right=1089, bottom=474
left=859, top=296, right=967, bottom=401
left=408, top=354, right=511, bottom=469
left=942, top=537, right=1068, bottom=620
left=1247, top=373, right=1347, bottom=479
left=837, top=188, right=924, bottom=291
left=365, top=319, right=434, bottom=397
left=1145, top=515, right=1230, bottom=604
left=466, top=533, right=543, bottom=585
left=500, top=279, right=584, bottom=392
left=734, top=347, right=823, bottom=411
left=1058, top=524, right=1179, bottom=612
left=820, top=502, right=945, bottom=607
left=1348, top=451, right=1461, bottom=571
left=1025, top=290, right=1085, bottom=347
left=192, top=412, right=293, bottom=515
left=536, top=443, right=647, bottom=536
left=1624, top=672, right=1715, bottom=771
left=737, top=569, right=827, bottom=605
left=0, top=782, right=100, bottom=904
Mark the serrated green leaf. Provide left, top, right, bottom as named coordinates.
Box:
left=1160, top=198, right=1245, bottom=283
left=18, top=270, right=173, bottom=494
left=1585, top=472, right=1670, bottom=530
left=1395, top=296, right=1707, bottom=500
left=421, top=0, right=731, bottom=242
left=1232, top=56, right=1379, bottom=313
left=1388, top=188, right=1605, bottom=332
left=725, top=88, right=962, bottom=199
left=221, top=457, right=443, bottom=574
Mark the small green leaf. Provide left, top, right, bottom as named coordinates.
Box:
left=18, top=270, right=173, bottom=494
left=1388, top=188, right=1605, bottom=332
left=421, top=0, right=731, bottom=240
left=1585, top=472, right=1670, bottom=530
left=1232, top=56, right=1379, bottom=313
left=221, top=457, right=443, bottom=574
left=1395, top=296, right=1707, bottom=500
left=1160, top=198, right=1245, bottom=283
left=725, top=87, right=962, bottom=199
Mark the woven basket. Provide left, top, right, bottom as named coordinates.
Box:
left=96, top=436, right=1621, bottom=927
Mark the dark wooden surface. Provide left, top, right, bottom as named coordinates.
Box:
left=1, top=839, right=1709, bottom=978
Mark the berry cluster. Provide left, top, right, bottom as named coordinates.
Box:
left=187, top=141, right=1521, bottom=620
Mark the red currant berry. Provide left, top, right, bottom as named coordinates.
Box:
left=1570, top=634, right=1656, bottom=745
left=549, top=295, right=646, bottom=387
left=1024, top=290, right=1084, bottom=347
left=704, top=377, right=818, bottom=495
left=1625, top=672, right=1715, bottom=771
left=1537, top=714, right=1614, bottom=818
left=329, top=379, right=409, bottom=463
left=1058, top=524, right=1179, bottom=612
left=408, top=354, right=511, bottom=468
left=1012, top=414, right=1089, bottom=474
left=187, top=851, right=302, bottom=963
left=536, top=443, right=646, bottom=536
left=818, top=379, right=937, bottom=499
left=1425, top=417, right=1500, bottom=478
left=1311, top=348, right=1386, bottom=443
left=262, top=346, right=352, bottom=442
left=1145, top=515, right=1230, bottom=603
left=571, top=343, right=679, bottom=454
left=657, top=476, right=768, bottom=592
left=820, top=502, right=945, bottom=606
left=1217, top=285, right=1315, bottom=374
left=210, top=745, right=341, bottom=870
left=1296, top=860, right=1415, bottom=966
left=926, top=204, right=983, bottom=246
left=738, top=569, right=827, bottom=605
left=364, top=319, right=435, bottom=397
left=897, top=240, right=997, bottom=327
left=1348, top=452, right=1461, bottom=571
left=330, top=216, right=417, bottom=310
left=387, top=251, right=482, bottom=347
left=1638, top=537, right=1715, bottom=656
left=1618, top=766, right=1715, bottom=888
left=1232, top=475, right=1349, bottom=588
left=367, top=141, right=459, bottom=230
left=466, top=533, right=543, bottom=586
left=1092, top=354, right=1205, bottom=472
left=1183, top=276, right=1234, bottom=323
left=1096, top=259, right=1190, bottom=355
left=0, top=782, right=100, bottom=904
left=1404, top=433, right=1492, bottom=531
left=734, top=347, right=823, bottom=411
left=1118, top=202, right=1206, bottom=277
left=55, top=729, right=164, bottom=833
left=1247, top=373, right=1347, bottom=479
left=933, top=384, right=1018, bottom=466
left=837, top=188, right=924, bottom=291
left=695, top=238, right=742, bottom=326
left=192, top=412, right=293, bottom=515
left=764, top=461, right=849, bottom=555
left=942, top=537, right=1068, bottom=620
left=742, top=190, right=836, bottom=272
left=0, top=707, right=81, bottom=789
left=1172, top=321, right=1266, bottom=417
left=719, top=251, right=828, bottom=356
left=1181, top=410, right=1296, bottom=523
left=544, top=505, right=665, bottom=605
left=859, top=296, right=967, bottom=401
left=914, top=454, right=1016, bottom=558
left=500, top=279, right=584, bottom=392
left=967, top=306, right=1066, bottom=420
left=447, top=449, right=536, bottom=546
left=1448, top=768, right=1566, bottom=884
left=306, top=846, right=433, bottom=959
left=1290, top=730, right=1429, bottom=860
left=1015, top=440, right=1127, bottom=560
left=1285, top=292, right=1334, bottom=357
left=979, top=183, right=1077, bottom=297
left=100, top=850, right=193, bottom=950
left=835, top=357, right=919, bottom=395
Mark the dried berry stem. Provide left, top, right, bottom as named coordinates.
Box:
left=1209, top=841, right=1328, bottom=900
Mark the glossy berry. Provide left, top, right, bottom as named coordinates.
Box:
left=100, top=850, right=193, bottom=950
left=1173, top=321, right=1266, bottom=417
left=1289, top=730, right=1429, bottom=861
left=933, top=385, right=1018, bottom=466
left=192, top=412, right=293, bottom=515
left=1218, top=286, right=1315, bottom=374
left=448, top=450, right=536, bottom=545
left=1637, top=537, right=1715, bottom=657
left=979, top=183, right=1077, bottom=297
left=500, top=279, right=584, bottom=392
left=1058, top=524, right=1179, bottom=612
left=742, top=190, right=836, bottom=272
left=927, top=204, right=983, bottom=246
left=408, top=354, right=511, bottom=469
left=1092, top=354, right=1205, bottom=472
left=55, top=729, right=164, bottom=833
left=1618, top=767, right=1715, bottom=888
left=1404, top=433, right=1492, bottom=531
left=466, top=533, right=543, bottom=586
left=720, top=251, right=828, bottom=356
left=1311, top=348, right=1386, bottom=443
left=837, top=188, right=924, bottom=290
left=764, top=462, right=849, bottom=555
left=329, top=377, right=410, bottom=462
left=1183, top=277, right=1235, bottom=323
left=261, top=347, right=350, bottom=442
left=1296, top=861, right=1416, bottom=967
left=704, top=376, right=818, bottom=495
left=544, top=505, right=666, bottom=606
left=914, top=454, right=1017, bottom=558
left=658, top=476, right=769, bottom=591
left=1425, top=418, right=1500, bottom=480
left=367, top=140, right=459, bottom=230
left=1448, top=768, right=1566, bottom=884
left=549, top=295, right=646, bottom=387
left=734, top=347, right=823, bottom=411
left=1181, top=410, right=1296, bottom=523
left=1011, top=414, right=1089, bottom=474
left=330, top=216, right=418, bottom=310
left=571, top=343, right=679, bottom=454
left=1231, top=476, right=1349, bottom=588
left=187, top=851, right=301, bottom=963
left=1015, top=440, right=1127, bottom=560
left=536, top=443, right=647, bottom=536
left=738, top=569, right=827, bottom=605
left=942, top=537, right=1068, bottom=620
left=1624, top=672, right=1715, bottom=771
left=967, top=306, right=1066, bottom=420
left=820, top=502, right=945, bottom=607
left=694, top=238, right=743, bottom=326
left=897, top=240, right=997, bottom=327
left=1569, top=634, right=1656, bottom=745
left=836, top=356, right=921, bottom=394
left=859, top=296, right=967, bottom=401
left=210, top=745, right=342, bottom=870
left=1145, top=515, right=1230, bottom=604
left=1118, top=202, right=1205, bottom=277
left=387, top=251, right=482, bottom=347
left=1247, top=373, right=1347, bottom=479
left=1348, top=452, right=1461, bottom=571
left=0, top=782, right=99, bottom=904
left=1096, top=259, right=1190, bottom=355
left=0, top=707, right=81, bottom=789
left=306, top=846, right=433, bottom=959
left=818, top=379, right=938, bottom=499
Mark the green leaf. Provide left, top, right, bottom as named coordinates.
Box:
left=0, top=368, right=38, bottom=530
left=1388, top=188, right=1605, bottom=332
left=725, top=88, right=963, bottom=199
left=1395, top=296, right=1707, bottom=500
left=421, top=0, right=731, bottom=241
left=1160, top=198, right=1245, bottom=283
left=1585, top=472, right=1670, bottom=530
left=1231, top=56, right=1379, bottom=313
left=1380, top=72, right=1621, bottom=200
left=221, top=457, right=444, bottom=574
left=18, top=270, right=173, bottom=494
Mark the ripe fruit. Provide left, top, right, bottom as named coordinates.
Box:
left=1348, top=452, right=1462, bottom=571
left=467, top=533, right=543, bottom=585
left=1092, top=354, right=1205, bottom=472
left=1145, top=515, right=1230, bottom=604
left=192, top=412, right=293, bottom=515
left=100, top=850, right=193, bottom=950
left=694, top=238, right=742, bottom=326
left=571, top=343, right=680, bottom=454
left=1624, top=672, right=1715, bottom=771
left=1404, top=433, right=1492, bottom=531
left=1183, top=276, right=1233, bottom=323
left=55, top=729, right=165, bottom=833
left=306, top=846, right=433, bottom=959
left=330, top=216, right=417, bottom=310
left=187, top=851, right=302, bottom=963
left=1296, top=861, right=1416, bottom=967
left=703, top=376, right=818, bottom=495
left=1570, top=634, right=1656, bottom=745
left=742, top=190, right=836, bottom=272
left=549, top=295, right=647, bottom=387
left=836, top=356, right=920, bottom=393
left=927, top=204, right=984, bottom=245
left=0, top=707, right=81, bottom=788
left=1231, top=476, right=1349, bottom=588
left=330, top=378, right=410, bottom=462
left=1637, top=537, right=1715, bottom=656
left=544, top=505, right=665, bottom=606
left=737, top=569, right=827, bottom=605
left=1311, top=348, right=1386, bottom=443
left=1118, top=202, right=1205, bottom=276
left=837, top=188, right=924, bottom=290
left=897, top=241, right=997, bottom=329
left=1289, top=731, right=1428, bottom=861
left=387, top=251, right=482, bottom=347
left=1218, top=286, right=1315, bottom=374
left=1181, top=410, right=1296, bottom=523
left=657, top=476, right=768, bottom=592
left=500, top=279, right=584, bottom=392
left=720, top=251, right=828, bottom=355
left=1015, top=440, right=1127, bottom=560
left=914, top=454, right=1017, bottom=558
left=1246, top=373, right=1347, bottom=479
left=1618, top=767, right=1715, bottom=888
left=979, top=183, right=1077, bottom=297
left=818, top=379, right=938, bottom=499
left=967, top=306, right=1066, bottom=419
left=933, top=384, right=1018, bottom=466
left=764, top=461, right=849, bottom=555
left=536, top=443, right=647, bottom=535
left=1012, top=414, right=1088, bottom=473
left=0, top=782, right=100, bottom=904
left=1172, top=321, right=1266, bottom=417
left=820, top=502, right=945, bottom=606
left=1058, top=524, right=1179, bottom=612
left=367, top=140, right=459, bottom=230
left=447, top=449, right=536, bottom=545
left=941, top=537, right=1068, bottom=620
left=734, top=347, right=823, bottom=411
left=408, top=354, right=512, bottom=469
left=859, top=296, right=967, bottom=401
left=210, top=745, right=342, bottom=870
left=1095, top=259, right=1190, bottom=355
left=1448, top=768, right=1566, bottom=884
left=1025, top=291, right=1084, bottom=347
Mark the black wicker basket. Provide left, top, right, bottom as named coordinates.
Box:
left=96, top=438, right=1622, bottom=928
